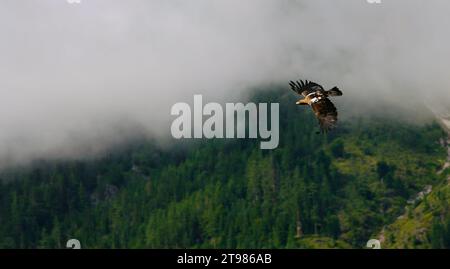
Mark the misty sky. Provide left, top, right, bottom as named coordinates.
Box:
left=1, top=0, right=450, bottom=167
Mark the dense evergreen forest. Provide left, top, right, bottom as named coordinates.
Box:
left=0, top=90, right=448, bottom=249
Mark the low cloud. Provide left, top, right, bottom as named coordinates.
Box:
left=0, top=0, right=449, bottom=167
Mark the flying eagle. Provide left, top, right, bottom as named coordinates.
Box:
left=289, top=79, right=343, bottom=133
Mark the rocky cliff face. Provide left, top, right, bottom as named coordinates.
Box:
left=430, top=104, right=450, bottom=132
left=442, top=118, right=450, bottom=133
left=437, top=110, right=450, bottom=173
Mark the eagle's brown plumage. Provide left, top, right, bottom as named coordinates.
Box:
left=289, top=79, right=343, bottom=133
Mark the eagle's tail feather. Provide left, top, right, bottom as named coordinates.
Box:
left=326, top=87, right=343, bottom=97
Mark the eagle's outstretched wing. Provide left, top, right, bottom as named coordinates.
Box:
left=289, top=80, right=324, bottom=97
left=311, top=97, right=338, bottom=132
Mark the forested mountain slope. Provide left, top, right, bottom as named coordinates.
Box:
left=0, top=90, right=447, bottom=249
left=378, top=113, right=450, bottom=248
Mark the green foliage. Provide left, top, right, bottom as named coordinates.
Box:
left=330, top=139, right=345, bottom=158
left=0, top=89, right=446, bottom=249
